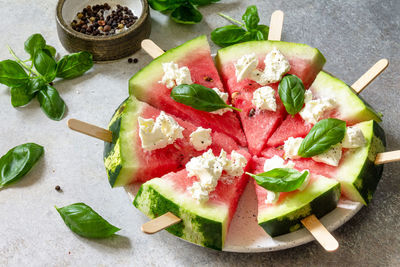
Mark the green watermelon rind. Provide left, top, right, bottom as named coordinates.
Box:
left=133, top=177, right=228, bottom=250
left=336, top=120, right=386, bottom=205
left=258, top=177, right=341, bottom=237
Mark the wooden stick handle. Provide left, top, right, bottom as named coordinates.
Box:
left=141, top=212, right=182, bottom=234
left=141, top=39, right=165, bottom=59
left=67, top=119, right=113, bottom=143
left=301, top=214, right=339, bottom=252
left=375, top=150, right=400, bottom=164
left=268, top=10, right=284, bottom=41
left=351, top=59, right=389, bottom=94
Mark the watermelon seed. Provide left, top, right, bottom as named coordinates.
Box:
left=248, top=108, right=256, bottom=117
left=204, top=76, right=213, bottom=82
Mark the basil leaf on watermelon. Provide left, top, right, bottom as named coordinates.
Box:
left=171, top=84, right=241, bottom=112
left=33, top=49, right=57, bottom=82
left=278, top=74, right=306, bottom=115
left=246, top=168, right=309, bottom=192
left=0, top=60, right=29, bottom=87
left=242, top=5, right=259, bottom=31
left=211, top=25, right=248, bottom=47
left=0, top=143, right=44, bottom=188
left=171, top=3, right=203, bottom=24
left=298, top=118, right=346, bottom=158
left=37, top=85, right=66, bottom=121
left=55, top=203, right=120, bottom=238
left=56, top=51, right=93, bottom=79
left=255, top=25, right=269, bottom=40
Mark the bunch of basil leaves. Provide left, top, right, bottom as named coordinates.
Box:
left=211, top=5, right=269, bottom=47
left=0, top=33, right=93, bottom=121
left=148, top=0, right=219, bottom=24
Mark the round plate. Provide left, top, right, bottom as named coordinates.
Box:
left=125, top=181, right=363, bottom=252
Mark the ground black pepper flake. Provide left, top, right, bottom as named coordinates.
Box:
left=204, top=76, right=213, bottom=82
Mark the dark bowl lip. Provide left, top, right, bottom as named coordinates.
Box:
left=56, top=0, right=149, bottom=41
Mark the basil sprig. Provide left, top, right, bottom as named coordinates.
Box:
left=0, top=33, right=93, bottom=121
left=149, top=0, right=219, bottom=24
left=278, top=74, right=305, bottom=115
left=56, top=203, right=120, bottom=238
left=171, top=84, right=241, bottom=112
left=0, top=143, right=44, bottom=188
left=211, top=5, right=269, bottom=47
left=247, top=168, right=309, bottom=192
left=298, top=118, right=346, bottom=158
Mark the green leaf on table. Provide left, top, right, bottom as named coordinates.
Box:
left=278, top=74, right=306, bottom=115
left=0, top=60, right=29, bottom=87
left=242, top=5, right=259, bottom=30
left=298, top=118, right=346, bottom=158
left=56, top=51, right=93, bottom=79
left=211, top=25, right=247, bottom=47
left=189, top=0, right=220, bottom=6
left=247, top=168, right=309, bottom=192
left=37, top=85, right=66, bottom=121
left=0, top=143, right=44, bottom=188
left=56, top=203, right=121, bottom=238
left=27, top=78, right=47, bottom=95
left=24, top=33, right=46, bottom=58
left=10, top=85, right=35, bottom=107
left=44, top=45, right=57, bottom=58
left=148, top=0, right=183, bottom=12
left=33, top=50, right=57, bottom=82
left=171, top=3, right=203, bottom=24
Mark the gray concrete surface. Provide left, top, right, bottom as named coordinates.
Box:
left=1, top=0, right=399, bottom=266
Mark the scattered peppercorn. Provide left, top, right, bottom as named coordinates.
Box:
left=128, top=58, right=133, bottom=63
left=55, top=185, right=61, bottom=191
left=133, top=58, right=138, bottom=63
left=248, top=108, right=256, bottom=117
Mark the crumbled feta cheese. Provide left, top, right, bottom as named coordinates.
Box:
left=342, top=126, right=366, bottom=148
left=211, top=88, right=232, bottom=115
left=312, top=143, right=342, bottom=166
left=138, top=111, right=184, bottom=151
left=252, top=86, right=277, bottom=111
left=234, top=53, right=259, bottom=82
left=283, top=137, right=304, bottom=159
left=297, top=170, right=310, bottom=191
left=265, top=190, right=280, bottom=204
left=188, top=182, right=209, bottom=203
left=263, top=155, right=295, bottom=172
left=257, top=47, right=291, bottom=85
left=223, top=150, right=248, bottom=177
left=159, top=62, right=193, bottom=89
left=189, top=127, right=212, bottom=151
left=299, top=90, right=336, bottom=125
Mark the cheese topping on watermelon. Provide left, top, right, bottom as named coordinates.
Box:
left=300, top=90, right=336, bottom=124
left=312, top=143, right=342, bottom=166
left=252, top=86, right=277, bottom=111
left=265, top=190, right=280, bottom=204
left=211, top=88, right=232, bottom=115
left=138, top=111, right=184, bottom=151
left=342, top=126, right=366, bottom=148
left=283, top=137, right=303, bottom=160
left=159, top=62, right=193, bottom=89
left=234, top=53, right=259, bottom=82
left=189, top=127, right=212, bottom=151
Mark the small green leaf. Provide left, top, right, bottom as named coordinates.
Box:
left=0, top=143, right=44, bottom=188
left=247, top=168, right=309, bottom=192
left=27, top=78, right=47, bottom=95
left=56, top=51, right=93, bottom=79
left=278, top=74, right=306, bottom=115
left=0, top=60, right=29, bottom=87
left=242, top=5, right=259, bottom=30
left=24, top=33, right=46, bottom=58
left=33, top=50, right=57, bottom=82
left=44, top=45, right=57, bottom=58
left=171, top=3, right=203, bottom=24
left=148, top=0, right=183, bottom=11
left=255, top=24, right=269, bottom=40
left=56, top=203, right=120, bottom=238
left=10, top=85, right=34, bottom=107
left=298, top=118, right=346, bottom=158
left=171, top=84, right=241, bottom=112
left=37, top=85, right=66, bottom=121
left=211, top=25, right=247, bottom=47
left=189, top=0, right=220, bottom=6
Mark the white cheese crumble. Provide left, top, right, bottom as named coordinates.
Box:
left=263, top=155, right=295, bottom=172
left=211, top=88, right=232, bottom=115
left=189, top=127, right=212, bottom=151
left=252, top=86, right=277, bottom=111
left=342, top=126, right=366, bottom=148
left=234, top=53, right=259, bottom=83
left=283, top=137, right=304, bottom=160
left=159, top=62, right=193, bottom=89
left=312, top=143, right=342, bottom=166
left=138, top=111, right=184, bottom=151
left=186, top=149, right=247, bottom=203
left=265, top=190, right=280, bottom=204
left=299, top=90, right=336, bottom=125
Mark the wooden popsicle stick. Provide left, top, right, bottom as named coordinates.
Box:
left=301, top=214, right=339, bottom=252
left=375, top=150, right=400, bottom=165
left=141, top=212, right=182, bottom=234
left=141, top=39, right=165, bottom=59
left=351, top=59, right=389, bottom=94
left=67, top=119, right=113, bottom=143
left=268, top=10, right=284, bottom=41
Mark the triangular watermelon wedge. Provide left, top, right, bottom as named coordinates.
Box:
left=104, top=96, right=239, bottom=187
left=216, top=41, right=326, bottom=155
left=129, top=35, right=247, bottom=147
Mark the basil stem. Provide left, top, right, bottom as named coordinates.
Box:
left=278, top=74, right=306, bottom=115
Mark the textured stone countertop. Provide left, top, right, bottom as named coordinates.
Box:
left=1, top=0, right=399, bottom=266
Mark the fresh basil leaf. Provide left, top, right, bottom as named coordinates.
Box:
left=37, top=85, right=66, bottom=121
left=148, top=0, right=182, bottom=11
left=278, top=74, right=305, bottom=115
left=0, top=60, right=29, bottom=87
left=27, top=78, right=47, bottom=95
left=56, top=203, right=120, bottom=238
left=247, top=168, right=308, bottom=192
left=211, top=25, right=247, bottom=47
left=189, top=0, right=220, bottom=6
left=0, top=143, right=44, bottom=188
left=298, top=118, right=346, bottom=157
left=171, top=3, right=203, bottom=24
left=242, top=5, right=259, bottom=31
left=255, top=24, right=269, bottom=40
left=33, top=50, right=57, bottom=82
left=44, top=45, right=57, bottom=58
left=24, top=33, right=46, bottom=58
left=10, top=85, right=34, bottom=107
left=56, top=51, right=93, bottom=79
left=171, top=84, right=241, bottom=112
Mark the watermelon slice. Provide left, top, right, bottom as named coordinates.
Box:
left=128, top=35, right=247, bottom=147
left=103, top=96, right=239, bottom=187
left=133, top=149, right=251, bottom=250
left=216, top=41, right=326, bottom=155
